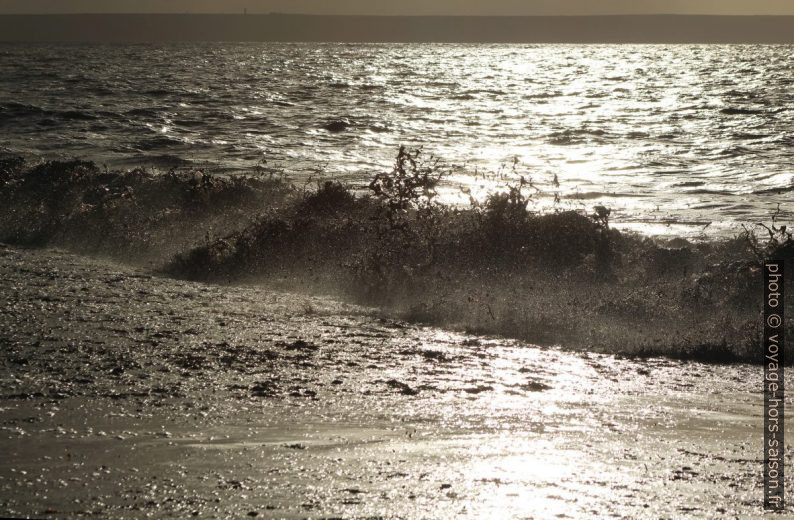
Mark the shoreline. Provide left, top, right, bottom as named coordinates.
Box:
left=0, top=243, right=781, bottom=517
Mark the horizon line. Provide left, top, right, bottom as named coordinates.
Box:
left=4, top=13, right=792, bottom=44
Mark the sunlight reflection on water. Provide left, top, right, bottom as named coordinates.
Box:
left=1, top=43, right=792, bottom=235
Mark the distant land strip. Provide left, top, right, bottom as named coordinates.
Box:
left=0, top=14, right=793, bottom=43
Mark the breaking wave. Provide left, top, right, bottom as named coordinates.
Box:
left=0, top=150, right=791, bottom=365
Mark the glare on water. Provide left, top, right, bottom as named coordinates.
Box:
left=0, top=43, right=792, bottom=236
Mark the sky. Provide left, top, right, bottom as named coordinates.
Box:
left=2, top=0, right=794, bottom=16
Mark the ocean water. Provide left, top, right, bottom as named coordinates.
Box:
left=0, top=42, right=792, bottom=236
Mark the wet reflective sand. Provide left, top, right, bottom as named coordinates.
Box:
left=0, top=244, right=789, bottom=518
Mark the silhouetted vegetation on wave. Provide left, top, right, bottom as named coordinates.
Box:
left=1, top=149, right=791, bottom=363
left=165, top=147, right=791, bottom=364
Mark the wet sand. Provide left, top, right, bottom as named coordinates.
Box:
left=0, top=243, right=789, bottom=518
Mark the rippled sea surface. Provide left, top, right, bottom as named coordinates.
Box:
left=1, top=43, right=792, bottom=236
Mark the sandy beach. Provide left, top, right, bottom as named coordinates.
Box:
left=0, top=243, right=785, bottom=518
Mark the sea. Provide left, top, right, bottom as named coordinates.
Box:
left=1, top=42, right=792, bottom=237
